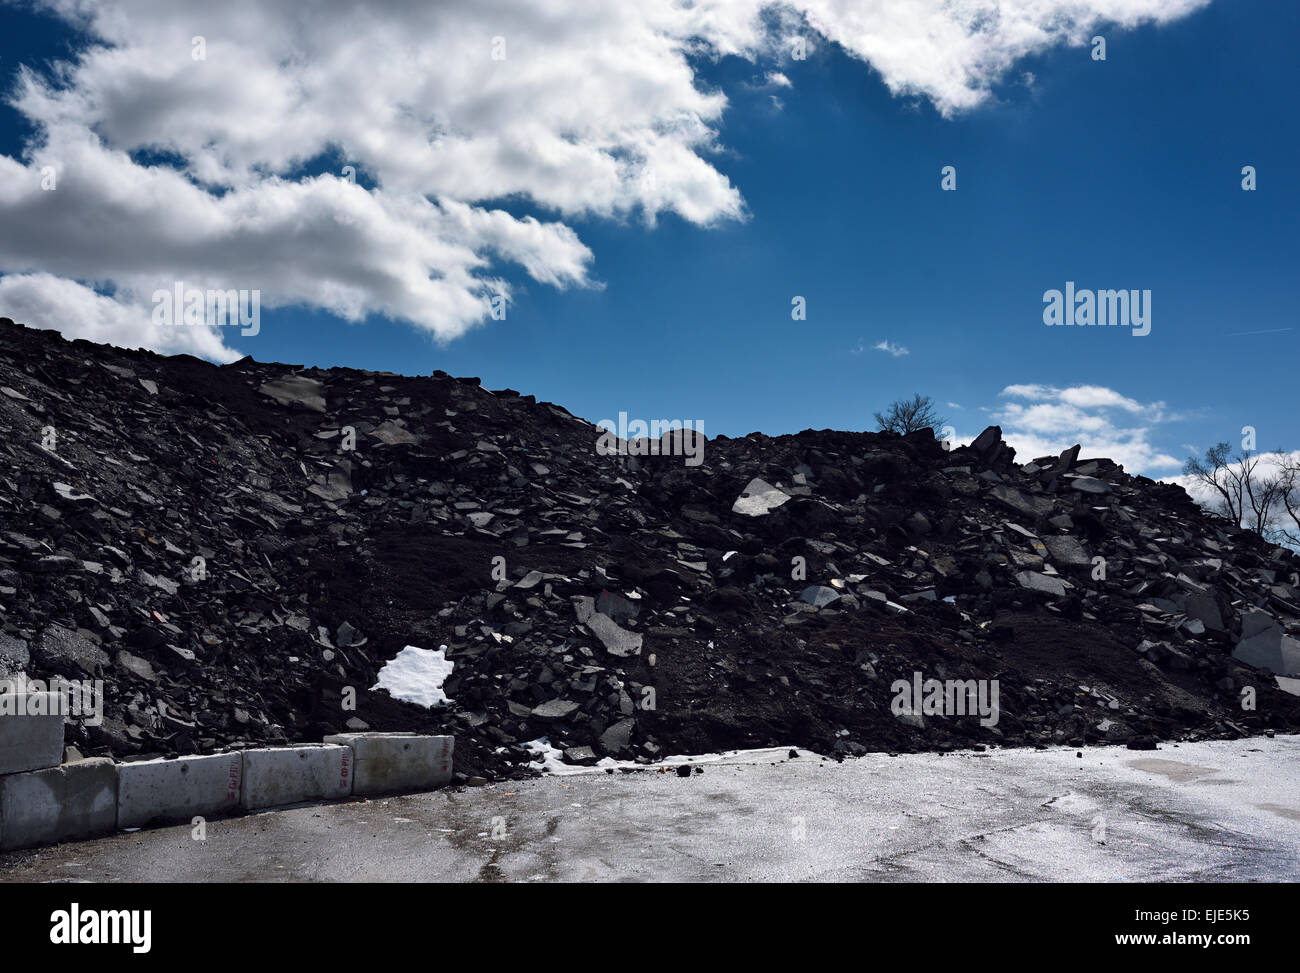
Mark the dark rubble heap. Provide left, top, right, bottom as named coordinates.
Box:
left=1, top=317, right=1298, bottom=781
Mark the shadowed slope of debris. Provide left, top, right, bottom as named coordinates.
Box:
left=1, top=317, right=1298, bottom=782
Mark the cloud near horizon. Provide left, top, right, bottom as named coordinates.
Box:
left=991, top=383, right=1182, bottom=475
left=0, top=0, right=1210, bottom=359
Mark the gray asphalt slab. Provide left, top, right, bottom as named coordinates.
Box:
left=2, top=737, right=1298, bottom=882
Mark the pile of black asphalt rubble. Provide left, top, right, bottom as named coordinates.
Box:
left=2, top=316, right=1299, bottom=782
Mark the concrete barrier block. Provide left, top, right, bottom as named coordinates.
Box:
left=0, top=693, right=65, bottom=775
left=240, top=745, right=353, bottom=810
left=323, top=733, right=454, bottom=795
left=117, top=752, right=244, bottom=829
left=0, top=758, right=118, bottom=850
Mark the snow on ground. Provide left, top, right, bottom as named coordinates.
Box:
left=373, top=644, right=454, bottom=707
left=522, top=737, right=812, bottom=776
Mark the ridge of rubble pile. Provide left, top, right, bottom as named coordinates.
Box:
left=1, top=316, right=1298, bottom=782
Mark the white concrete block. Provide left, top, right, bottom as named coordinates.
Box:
left=117, top=752, right=244, bottom=828
left=323, top=733, right=453, bottom=795
left=0, top=693, right=65, bottom=775
left=0, top=758, right=118, bottom=850
left=240, top=744, right=353, bottom=810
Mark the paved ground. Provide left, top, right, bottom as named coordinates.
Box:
left=2, top=737, right=1298, bottom=882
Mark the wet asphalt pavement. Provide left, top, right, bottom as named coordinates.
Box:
left=2, top=736, right=1297, bottom=882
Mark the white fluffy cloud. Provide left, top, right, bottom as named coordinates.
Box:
left=0, top=272, right=236, bottom=360
left=796, top=0, right=1207, bottom=113
left=992, top=382, right=1180, bottom=474
left=0, top=0, right=1210, bottom=358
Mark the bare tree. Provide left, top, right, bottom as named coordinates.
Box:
left=1184, top=442, right=1285, bottom=536
left=1274, top=458, right=1300, bottom=547
left=1183, top=442, right=1246, bottom=524
left=874, top=394, right=947, bottom=436
left=1242, top=451, right=1283, bottom=536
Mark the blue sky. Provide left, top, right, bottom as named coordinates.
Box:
left=0, top=0, right=1295, bottom=475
